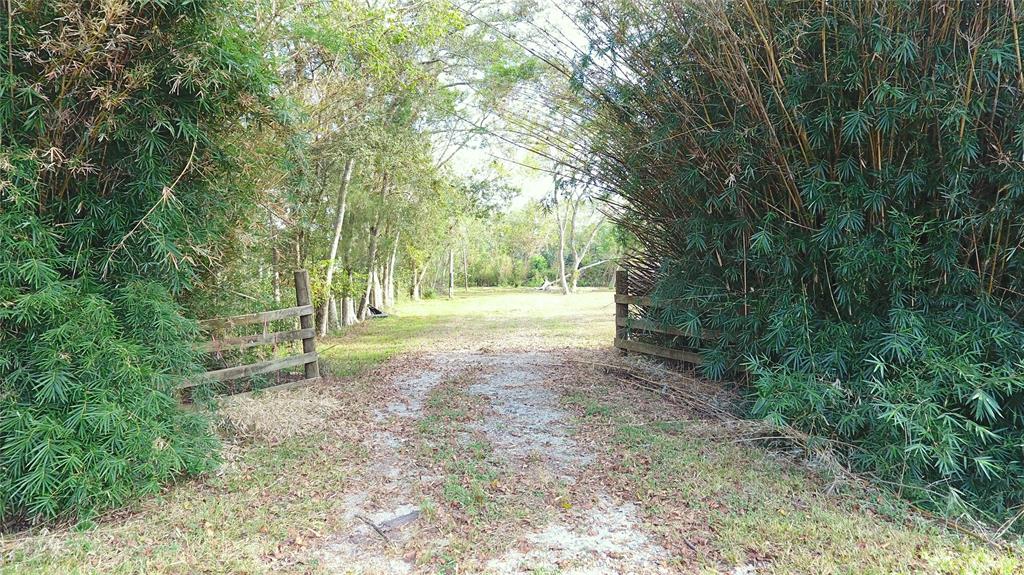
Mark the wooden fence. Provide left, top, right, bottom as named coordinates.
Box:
left=613, top=269, right=704, bottom=364
left=179, top=270, right=320, bottom=397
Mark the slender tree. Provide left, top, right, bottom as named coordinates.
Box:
left=318, top=158, right=355, bottom=336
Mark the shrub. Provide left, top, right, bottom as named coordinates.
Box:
left=0, top=264, right=215, bottom=521
left=527, top=254, right=552, bottom=286
left=0, top=0, right=271, bottom=524
left=578, top=0, right=1024, bottom=523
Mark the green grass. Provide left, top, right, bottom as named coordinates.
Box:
left=318, top=288, right=614, bottom=377
left=416, top=379, right=502, bottom=520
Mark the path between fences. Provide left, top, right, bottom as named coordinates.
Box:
left=317, top=350, right=676, bottom=574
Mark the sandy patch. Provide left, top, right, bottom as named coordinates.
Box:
left=467, top=364, right=595, bottom=480
left=485, top=494, right=669, bottom=574
left=319, top=350, right=674, bottom=573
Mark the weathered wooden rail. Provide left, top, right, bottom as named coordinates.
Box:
left=180, top=270, right=320, bottom=396
left=613, top=269, right=703, bottom=364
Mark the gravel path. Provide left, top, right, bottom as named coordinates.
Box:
left=319, top=350, right=674, bottom=574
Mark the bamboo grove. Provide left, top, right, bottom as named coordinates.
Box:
left=0, top=0, right=271, bottom=523
left=571, top=0, right=1024, bottom=524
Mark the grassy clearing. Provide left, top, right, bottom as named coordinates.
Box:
left=318, top=288, right=613, bottom=377
left=563, top=384, right=1024, bottom=574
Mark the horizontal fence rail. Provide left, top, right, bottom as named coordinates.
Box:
left=198, top=327, right=315, bottom=353
left=180, top=352, right=319, bottom=390
left=181, top=270, right=320, bottom=396
left=199, top=305, right=313, bottom=330
left=613, top=338, right=703, bottom=364
left=613, top=269, right=704, bottom=365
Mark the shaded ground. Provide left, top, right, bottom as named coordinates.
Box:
left=2, top=289, right=1021, bottom=574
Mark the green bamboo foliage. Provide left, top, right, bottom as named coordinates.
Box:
left=1, top=0, right=272, bottom=523
left=578, top=0, right=1024, bottom=523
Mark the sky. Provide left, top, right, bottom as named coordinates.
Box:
left=434, top=0, right=589, bottom=210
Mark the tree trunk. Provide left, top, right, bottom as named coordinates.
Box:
left=342, top=273, right=358, bottom=326
left=317, top=158, right=355, bottom=336
left=558, top=240, right=569, bottom=294
left=448, top=248, right=455, bottom=300
left=371, top=265, right=383, bottom=308
left=385, top=231, right=399, bottom=308
left=570, top=218, right=604, bottom=293
left=272, top=245, right=282, bottom=305
left=555, top=200, right=570, bottom=295
left=463, top=246, right=469, bottom=291
left=340, top=237, right=356, bottom=326
left=342, top=297, right=357, bottom=325
left=328, top=296, right=338, bottom=327
left=411, top=264, right=422, bottom=300
left=358, top=223, right=381, bottom=319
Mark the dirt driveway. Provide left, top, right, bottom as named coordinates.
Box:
left=318, top=349, right=675, bottom=574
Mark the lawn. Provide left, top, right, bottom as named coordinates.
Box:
left=318, top=287, right=615, bottom=377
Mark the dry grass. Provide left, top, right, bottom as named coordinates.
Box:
left=216, top=386, right=348, bottom=445
left=558, top=350, right=1024, bottom=574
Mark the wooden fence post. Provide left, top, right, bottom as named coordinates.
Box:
left=294, top=270, right=320, bottom=379
left=615, top=269, right=629, bottom=354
